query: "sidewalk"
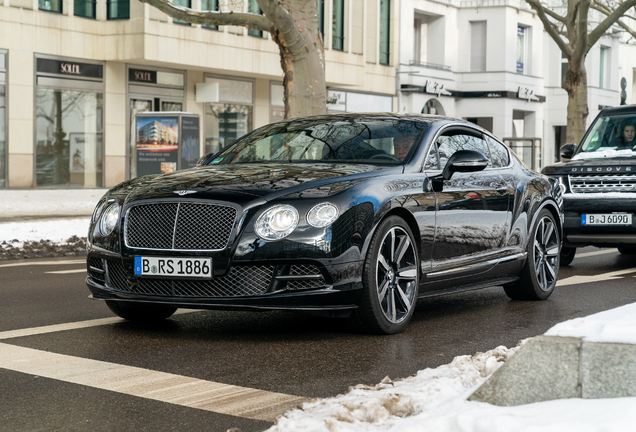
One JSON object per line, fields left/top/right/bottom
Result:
{"left": 0, "top": 189, "right": 106, "bottom": 222}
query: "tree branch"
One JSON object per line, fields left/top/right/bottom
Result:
{"left": 592, "top": 2, "right": 636, "bottom": 39}
{"left": 138, "top": 0, "right": 272, "bottom": 32}
{"left": 526, "top": 0, "right": 572, "bottom": 56}
{"left": 587, "top": 0, "right": 636, "bottom": 48}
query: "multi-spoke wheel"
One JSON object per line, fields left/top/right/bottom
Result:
{"left": 560, "top": 246, "right": 576, "bottom": 266}
{"left": 352, "top": 216, "right": 419, "bottom": 334}
{"left": 504, "top": 209, "right": 560, "bottom": 300}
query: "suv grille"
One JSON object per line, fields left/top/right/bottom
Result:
{"left": 569, "top": 174, "right": 636, "bottom": 193}
{"left": 125, "top": 202, "right": 237, "bottom": 251}
{"left": 104, "top": 260, "right": 274, "bottom": 298}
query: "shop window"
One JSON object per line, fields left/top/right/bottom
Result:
{"left": 74, "top": 0, "right": 96, "bottom": 18}
{"left": 204, "top": 77, "right": 254, "bottom": 156}
{"left": 332, "top": 0, "right": 345, "bottom": 51}
{"left": 379, "top": 0, "right": 390, "bottom": 65}
{"left": 39, "top": 0, "right": 62, "bottom": 13}
{"left": 470, "top": 21, "right": 486, "bottom": 72}
{"left": 107, "top": 0, "right": 130, "bottom": 19}
{"left": 172, "top": 0, "right": 191, "bottom": 25}
{"left": 247, "top": 0, "right": 263, "bottom": 37}
{"left": 201, "top": 0, "right": 219, "bottom": 30}
{"left": 600, "top": 46, "right": 610, "bottom": 89}
{"left": 36, "top": 89, "right": 104, "bottom": 188}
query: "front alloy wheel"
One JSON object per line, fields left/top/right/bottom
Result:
{"left": 504, "top": 209, "right": 560, "bottom": 300}
{"left": 353, "top": 216, "right": 419, "bottom": 334}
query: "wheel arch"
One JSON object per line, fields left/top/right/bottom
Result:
{"left": 529, "top": 198, "right": 563, "bottom": 245}
{"left": 361, "top": 205, "right": 422, "bottom": 260}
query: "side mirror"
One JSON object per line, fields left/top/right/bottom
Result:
{"left": 197, "top": 152, "right": 216, "bottom": 166}
{"left": 560, "top": 143, "right": 576, "bottom": 160}
{"left": 441, "top": 150, "right": 489, "bottom": 180}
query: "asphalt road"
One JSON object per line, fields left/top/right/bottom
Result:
{"left": 1, "top": 248, "right": 636, "bottom": 432}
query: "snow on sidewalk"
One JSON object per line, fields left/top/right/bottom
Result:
{"left": 0, "top": 218, "right": 91, "bottom": 247}
{"left": 268, "top": 306, "right": 636, "bottom": 432}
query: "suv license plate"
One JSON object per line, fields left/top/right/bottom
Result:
{"left": 581, "top": 213, "right": 632, "bottom": 226}
{"left": 134, "top": 257, "right": 212, "bottom": 279}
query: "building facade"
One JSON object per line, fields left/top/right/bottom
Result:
{"left": 397, "top": 0, "right": 620, "bottom": 170}
{"left": 0, "top": 0, "right": 397, "bottom": 188}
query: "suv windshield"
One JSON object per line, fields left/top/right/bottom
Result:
{"left": 574, "top": 113, "right": 636, "bottom": 160}
{"left": 206, "top": 118, "right": 428, "bottom": 165}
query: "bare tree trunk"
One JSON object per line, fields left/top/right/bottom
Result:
{"left": 562, "top": 62, "right": 589, "bottom": 145}
{"left": 272, "top": 28, "right": 326, "bottom": 119}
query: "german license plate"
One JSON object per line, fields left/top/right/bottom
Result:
{"left": 134, "top": 256, "right": 212, "bottom": 278}
{"left": 581, "top": 213, "right": 632, "bottom": 226}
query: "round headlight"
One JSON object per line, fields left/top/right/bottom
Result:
{"left": 92, "top": 200, "right": 106, "bottom": 223}
{"left": 307, "top": 203, "right": 339, "bottom": 228}
{"left": 99, "top": 203, "right": 120, "bottom": 236}
{"left": 255, "top": 205, "right": 299, "bottom": 241}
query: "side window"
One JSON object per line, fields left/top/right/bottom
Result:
{"left": 425, "top": 144, "right": 439, "bottom": 170}
{"left": 436, "top": 133, "right": 490, "bottom": 170}
{"left": 486, "top": 136, "right": 510, "bottom": 168}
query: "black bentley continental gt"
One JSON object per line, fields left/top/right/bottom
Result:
{"left": 86, "top": 114, "right": 563, "bottom": 334}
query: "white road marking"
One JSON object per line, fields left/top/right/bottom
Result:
{"left": 557, "top": 267, "right": 636, "bottom": 287}
{"left": 0, "top": 259, "right": 85, "bottom": 269}
{"left": 575, "top": 249, "right": 618, "bottom": 259}
{"left": 0, "top": 343, "right": 307, "bottom": 422}
{"left": 46, "top": 269, "right": 86, "bottom": 274}
{"left": 0, "top": 310, "right": 200, "bottom": 341}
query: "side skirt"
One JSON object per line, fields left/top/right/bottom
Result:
{"left": 417, "top": 276, "right": 519, "bottom": 299}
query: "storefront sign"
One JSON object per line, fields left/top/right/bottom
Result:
{"left": 136, "top": 115, "right": 179, "bottom": 176}
{"left": 181, "top": 116, "right": 200, "bottom": 170}
{"left": 517, "top": 87, "right": 539, "bottom": 102}
{"left": 36, "top": 58, "right": 103, "bottom": 79}
{"left": 129, "top": 69, "right": 157, "bottom": 84}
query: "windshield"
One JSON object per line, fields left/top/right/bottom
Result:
{"left": 205, "top": 118, "right": 428, "bottom": 165}
{"left": 574, "top": 113, "right": 636, "bottom": 160}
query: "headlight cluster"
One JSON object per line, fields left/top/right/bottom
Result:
{"left": 255, "top": 203, "right": 339, "bottom": 241}
{"left": 94, "top": 202, "right": 120, "bottom": 236}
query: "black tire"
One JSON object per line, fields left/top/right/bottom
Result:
{"left": 106, "top": 301, "right": 177, "bottom": 322}
{"left": 504, "top": 209, "right": 560, "bottom": 301}
{"left": 618, "top": 246, "right": 636, "bottom": 255}
{"left": 560, "top": 246, "right": 576, "bottom": 267}
{"left": 351, "top": 216, "right": 419, "bottom": 334}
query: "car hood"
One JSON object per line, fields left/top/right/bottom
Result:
{"left": 113, "top": 163, "right": 394, "bottom": 204}
{"left": 542, "top": 157, "right": 636, "bottom": 176}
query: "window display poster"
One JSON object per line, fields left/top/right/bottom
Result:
{"left": 181, "top": 116, "right": 200, "bottom": 170}
{"left": 136, "top": 116, "right": 179, "bottom": 176}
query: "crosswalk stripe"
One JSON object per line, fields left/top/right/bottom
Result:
{"left": 0, "top": 343, "right": 307, "bottom": 422}
{"left": 45, "top": 269, "right": 86, "bottom": 274}
{"left": 557, "top": 267, "right": 636, "bottom": 287}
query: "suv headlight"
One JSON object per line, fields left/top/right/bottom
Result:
{"left": 99, "top": 203, "right": 121, "bottom": 236}
{"left": 307, "top": 203, "right": 339, "bottom": 227}
{"left": 255, "top": 205, "right": 299, "bottom": 241}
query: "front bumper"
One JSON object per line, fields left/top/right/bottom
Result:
{"left": 86, "top": 253, "right": 364, "bottom": 314}
{"left": 562, "top": 193, "right": 636, "bottom": 247}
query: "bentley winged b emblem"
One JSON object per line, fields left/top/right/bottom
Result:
{"left": 174, "top": 190, "right": 197, "bottom": 196}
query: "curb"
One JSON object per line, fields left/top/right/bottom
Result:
{"left": 469, "top": 335, "right": 636, "bottom": 406}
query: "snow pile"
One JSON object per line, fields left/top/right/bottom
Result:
{"left": 268, "top": 345, "right": 518, "bottom": 432}
{"left": 546, "top": 302, "right": 636, "bottom": 344}
{"left": 0, "top": 218, "right": 90, "bottom": 260}
{"left": 267, "top": 340, "right": 636, "bottom": 432}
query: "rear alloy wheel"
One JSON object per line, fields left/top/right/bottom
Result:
{"left": 504, "top": 209, "right": 560, "bottom": 300}
{"left": 353, "top": 216, "right": 419, "bottom": 334}
{"left": 106, "top": 301, "right": 177, "bottom": 322}
{"left": 559, "top": 246, "right": 576, "bottom": 267}
{"left": 618, "top": 246, "right": 636, "bottom": 255}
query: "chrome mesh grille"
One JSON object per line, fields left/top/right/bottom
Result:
{"left": 286, "top": 264, "right": 326, "bottom": 290}
{"left": 105, "top": 264, "right": 274, "bottom": 298}
{"left": 125, "top": 202, "right": 237, "bottom": 251}
{"left": 106, "top": 260, "right": 129, "bottom": 291}
{"left": 569, "top": 174, "right": 636, "bottom": 193}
